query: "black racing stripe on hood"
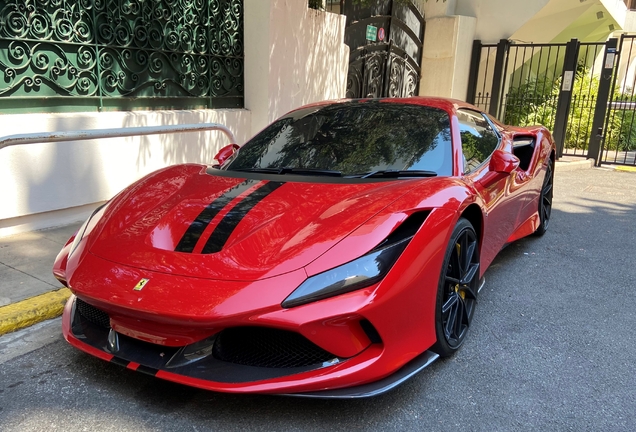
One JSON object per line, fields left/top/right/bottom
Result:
{"left": 175, "top": 179, "right": 258, "bottom": 253}
{"left": 201, "top": 181, "right": 285, "bottom": 254}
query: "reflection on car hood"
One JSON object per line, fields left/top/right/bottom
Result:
{"left": 89, "top": 165, "right": 426, "bottom": 281}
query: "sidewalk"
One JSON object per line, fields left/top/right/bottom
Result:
{"left": 0, "top": 223, "right": 79, "bottom": 334}
{"left": 0, "top": 224, "right": 79, "bottom": 306}
{"left": 0, "top": 157, "right": 601, "bottom": 336}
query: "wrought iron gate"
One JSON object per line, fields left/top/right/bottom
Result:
{"left": 342, "top": 0, "right": 424, "bottom": 99}
{"left": 467, "top": 38, "right": 612, "bottom": 161}
{"left": 600, "top": 34, "right": 636, "bottom": 166}
{"left": 468, "top": 36, "right": 636, "bottom": 166}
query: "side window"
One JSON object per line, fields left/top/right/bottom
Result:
{"left": 457, "top": 109, "right": 500, "bottom": 173}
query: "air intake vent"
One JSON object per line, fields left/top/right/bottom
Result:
{"left": 212, "top": 327, "right": 337, "bottom": 368}
{"left": 76, "top": 298, "right": 110, "bottom": 329}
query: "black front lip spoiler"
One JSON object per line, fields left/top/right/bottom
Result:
{"left": 69, "top": 297, "right": 337, "bottom": 384}
{"left": 70, "top": 296, "right": 440, "bottom": 397}
{"left": 284, "top": 349, "right": 439, "bottom": 399}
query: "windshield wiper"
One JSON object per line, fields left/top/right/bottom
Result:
{"left": 359, "top": 170, "right": 438, "bottom": 179}
{"left": 232, "top": 167, "right": 343, "bottom": 177}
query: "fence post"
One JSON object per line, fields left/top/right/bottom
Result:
{"left": 488, "top": 39, "right": 510, "bottom": 119}
{"left": 552, "top": 38, "right": 579, "bottom": 159}
{"left": 466, "top": 40, "right": 482, "bottom": 104}
{"left": 588, "top": 38, "right": 618, "bottom": 166}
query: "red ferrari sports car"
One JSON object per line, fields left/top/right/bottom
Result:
{"left": 54, "top": 97, "right": 555, "bottom": 398}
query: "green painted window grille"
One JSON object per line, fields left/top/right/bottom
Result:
{"left": 0, "top": 0, "right": 244, "bottom": 113}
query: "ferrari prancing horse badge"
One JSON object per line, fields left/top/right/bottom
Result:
{"left": 133, "top": 278, "right": 149, "bottom": 291}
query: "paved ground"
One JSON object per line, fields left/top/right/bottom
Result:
{"left": 0, "top": 224, "right": 78, "bottom": 306}
{"left": 0, "top": 167, "right": 635, "bottom": 431}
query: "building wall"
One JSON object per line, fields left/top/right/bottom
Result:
{"left": 0, "top": 109, "right": 251, "bottom": 236}
{"left": 0, "top": 2, "right": 348, "bottom": 237}
{"left": 246, "top": 0, "right": 348, "bottom": 135}
{"left": 455, "top": 0, "right": 550, "bottom": 43}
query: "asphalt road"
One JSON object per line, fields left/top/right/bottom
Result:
{"left": 1, "top": 167, "right": 635, "bottom": 431}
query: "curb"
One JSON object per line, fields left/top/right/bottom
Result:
{"left": 555, "top": 158, "right": 594, "bottom": 172}
{"left": 0, "top": 288, "right": 70, "bottom": 336}
{"left": 614, "top": 166, "right": 636, "bottom": 173}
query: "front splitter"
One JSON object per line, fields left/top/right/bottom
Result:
{"left": 284, "top": 349, "right": 439, "bottom": 399}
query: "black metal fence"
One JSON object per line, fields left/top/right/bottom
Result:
{"left": 601, "top": 35, "right": 636, "bottom": 166}
{"left": 468, "top": 37, "right": 636, "bottom": 166}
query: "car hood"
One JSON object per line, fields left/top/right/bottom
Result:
{"left": 89, "top": 165, "right": 423, "bottom": 281}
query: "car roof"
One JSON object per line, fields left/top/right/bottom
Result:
{"left": 289, "top": 97, "right": 478, "bottom": 116}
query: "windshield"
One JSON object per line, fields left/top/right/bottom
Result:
{"left": 224, "top": 102, "right": 453, "bottom": 177}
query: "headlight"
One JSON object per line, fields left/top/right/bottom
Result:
{"left": 68, "top": 202, "right": 109, "bottom": 258}
{"left": 281, "top": 238, "right": 410, "bottom": 308}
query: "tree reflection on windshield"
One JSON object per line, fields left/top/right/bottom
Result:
{"left": 226, "top": 102, "right": 453, "bottom": 177}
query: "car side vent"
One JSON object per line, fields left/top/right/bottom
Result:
{"left": 373, "top": 211, "right": 430, "bottom": 251}
{"left": 512, "top": 135, "right": 536, "bottom": 171}
{"left": 360, "top": 319, "right": 382, "bottom": 344}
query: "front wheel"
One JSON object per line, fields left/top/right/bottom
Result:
{"left": 432, "top": 218, "right": 480, "bottom": 358}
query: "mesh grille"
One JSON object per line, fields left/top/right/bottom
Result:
{"left": 76, "top": 298, "right": 110, "bottom": 329}
{"left": 212, "top": 327, "right": 336, "bottom": 368}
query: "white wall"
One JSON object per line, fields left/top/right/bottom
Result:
{"left": 456, "top": 0, "right": 550, "bottom": 43}
{"left": 0, "top": 109, "right": 250, "bottom": 236}
{"left": 1, "top": 1, "right": 349, "bottom": 237}
{"left": 510, "top": 0, "right": 626, "bottom": 44}
{"left": 245, "top": 0, "right": 348, "bottom": 136}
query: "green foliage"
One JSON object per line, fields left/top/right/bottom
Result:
{"left": 606, "top": 103, "right": 636, "bottom": 152}
{"left": 503, "top": 64, "right": 636, "bottom": 152}
{"left": 503, "top": 76, "right": 559, "bottom": 130}
{"left": 565, "top": 71, "right": 599, "bottom": 150}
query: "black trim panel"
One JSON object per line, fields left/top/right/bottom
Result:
{"left": 205, "top": 168, "right": 406, "bottom": 184}
{"left": 68, "top": 297, "right": 337, "bottom": 384}
{"left": 284, "top": 350, "right": 439, "bottom": 399}
{"left": 136, "top": 365, "right": 159, "bottom": 376}
{"left": 110, "top": 357, "right": 131, "bottom": 368}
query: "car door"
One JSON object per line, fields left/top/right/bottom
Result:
{"left": 457, "top": 109, "right": 522, "bottom": 271}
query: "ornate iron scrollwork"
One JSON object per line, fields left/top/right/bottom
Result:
{"left": 343, "top": 0, "right": 424, "bottom": 99}
{"left": 0, "top": 0, "right": 244, "bottom": 110}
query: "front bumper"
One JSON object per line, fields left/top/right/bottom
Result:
{"left": 62, "top": 294, "right": 438, "bottom": 397}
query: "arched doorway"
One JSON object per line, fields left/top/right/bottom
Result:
{"left": 343, "top": 0, "right": 425, "bottom": 98}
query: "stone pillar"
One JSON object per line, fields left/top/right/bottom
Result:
{"left": 419, "top": 14, "right": 477, "bottom": 100}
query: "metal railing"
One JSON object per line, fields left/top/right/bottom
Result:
{"left": 0, "top": 124, "right": 236, "bottom": 154}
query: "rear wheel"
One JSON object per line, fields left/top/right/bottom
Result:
{"left": 432, "top": 218, "right": 480, "bottom": 357}
{"left": 534, "top": 158, "right": 554, "bottom": 236}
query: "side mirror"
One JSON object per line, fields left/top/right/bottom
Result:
{"left": 214, "top": 143, "right": 240, "bottom": 165}
{"left": 489, "top": 149, "right": 520, "bottom": 174}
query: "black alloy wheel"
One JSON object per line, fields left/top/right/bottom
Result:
{"left": 534, "top": 158, "right": 554, "bottom": 236}
{"left": 432, "top": 218, "right": 480, "bottom": 357}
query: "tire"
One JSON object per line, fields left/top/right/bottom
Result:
{"left": 432, "top": 218, "right": 480, "bottom": 358}
{"left": 534, "top": 158, "right": 554, "bottom": 236}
